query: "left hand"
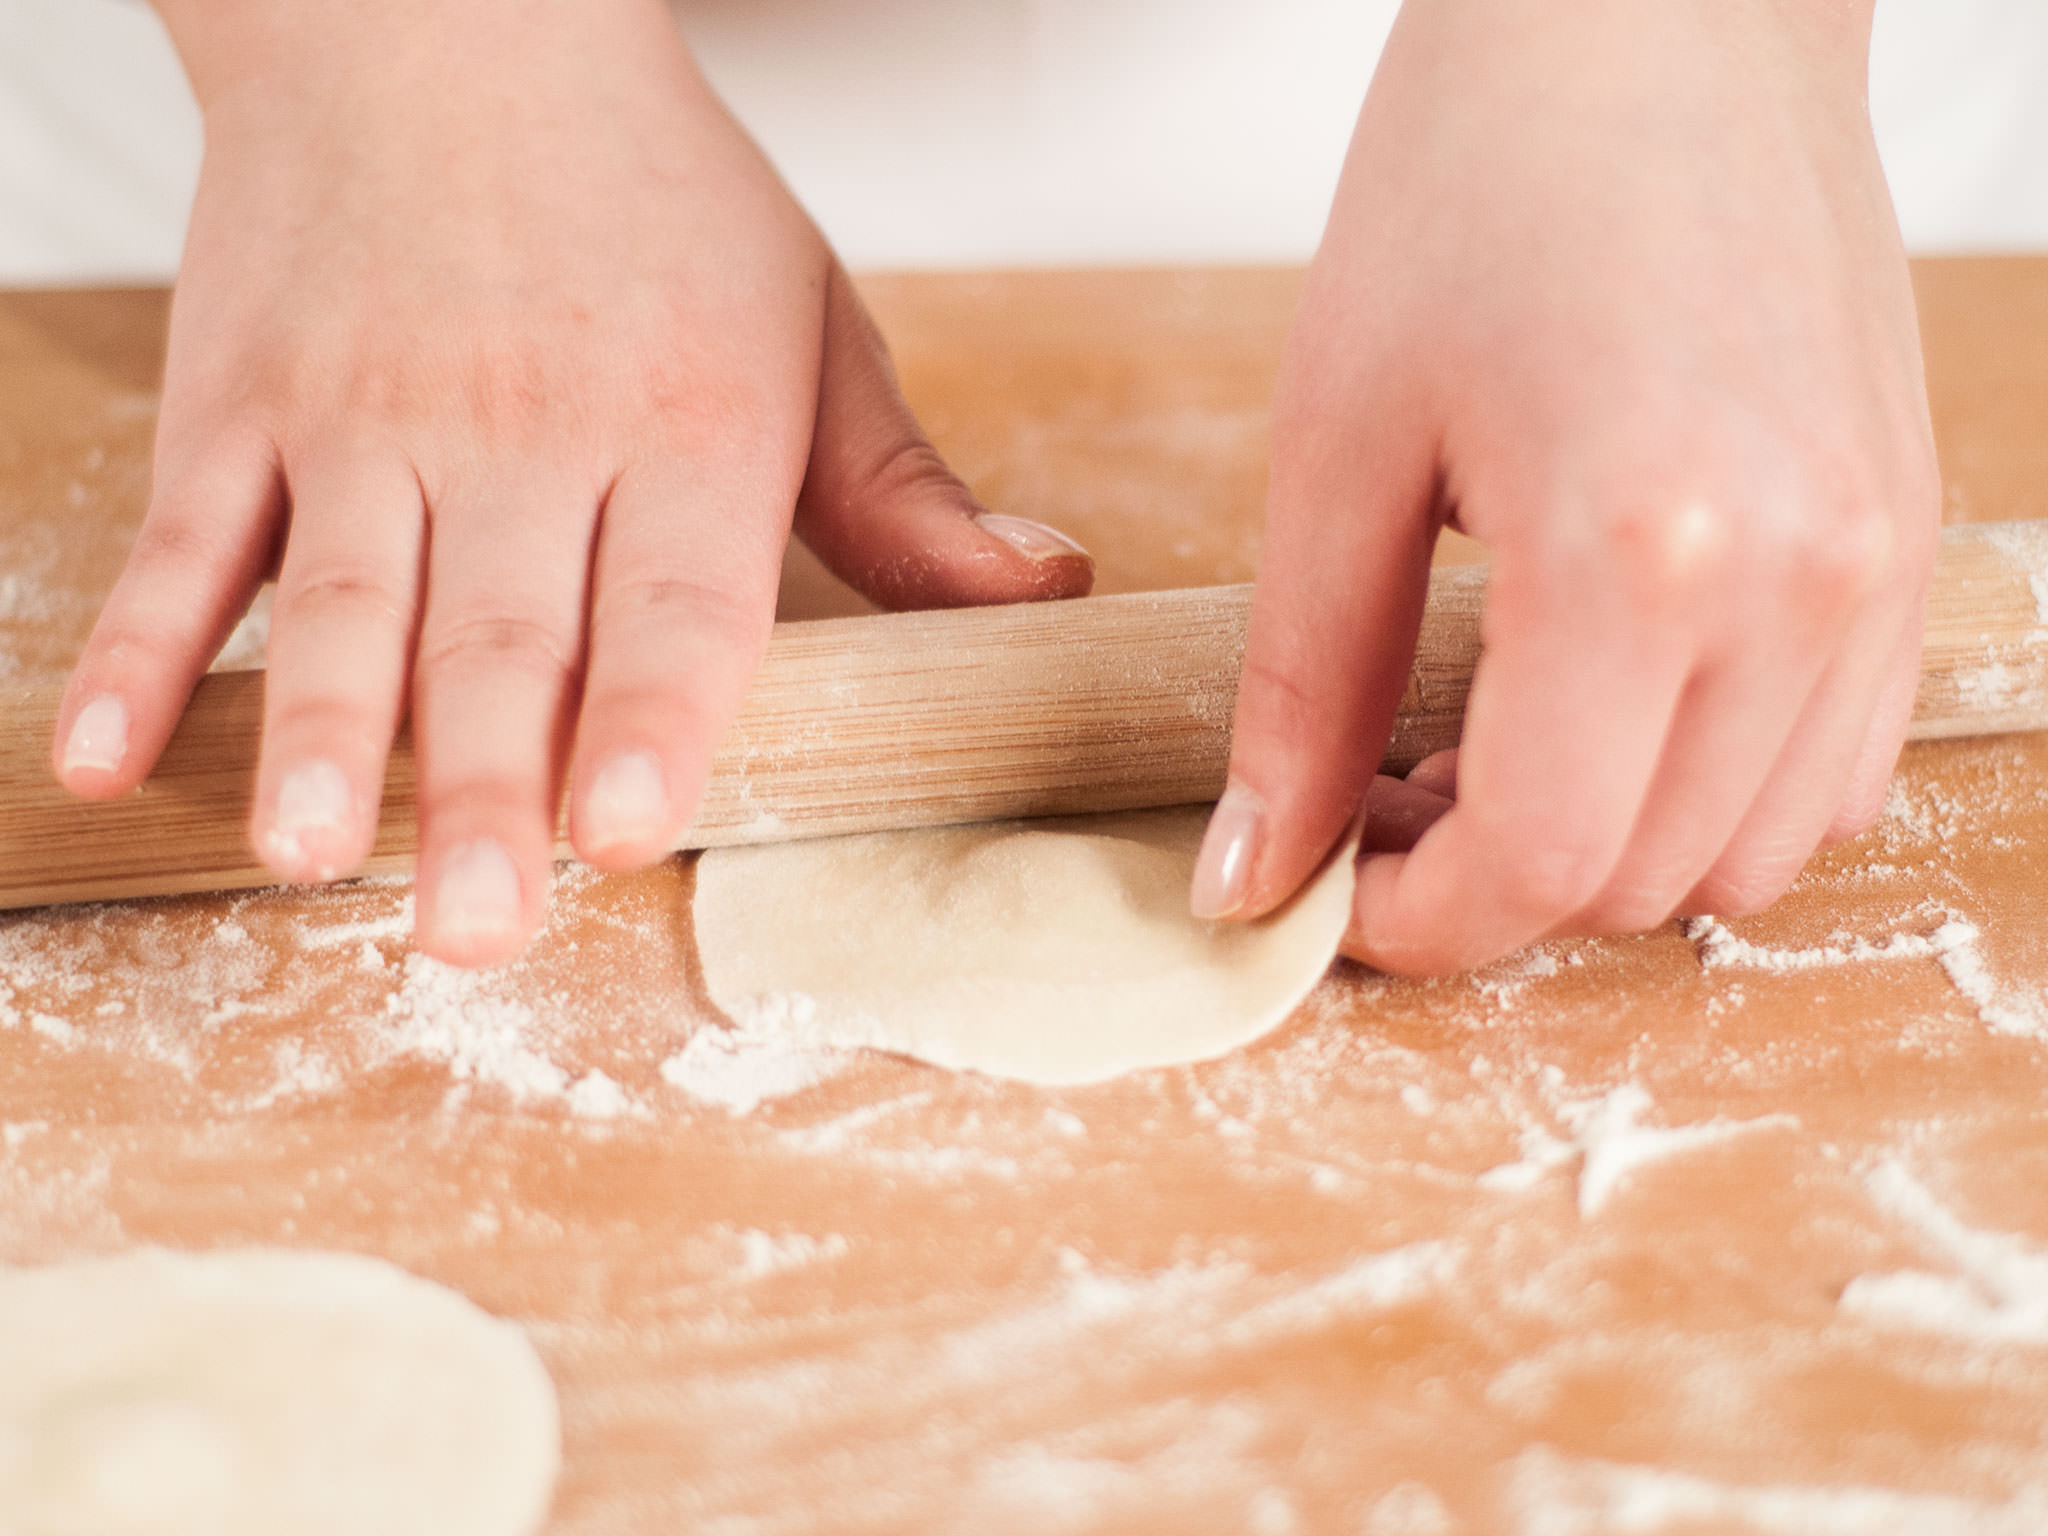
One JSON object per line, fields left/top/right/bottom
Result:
{"left": 1194, "top": 0, "right": 1939, "bottom": 974}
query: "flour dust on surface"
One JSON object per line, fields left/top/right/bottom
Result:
{"left": 3, "top": 738, "right": 2047, "bottom": 1533}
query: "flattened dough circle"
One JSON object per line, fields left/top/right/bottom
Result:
{"left": 0, "top": 1248, "right": 559, "bottom": 1536}
{"left": 693, "top": 806, "right": 1359, "bottom": 1085}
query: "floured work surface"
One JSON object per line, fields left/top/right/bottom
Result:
{"left": 4, "top": 269, "right": 2048, "bottom": 1533}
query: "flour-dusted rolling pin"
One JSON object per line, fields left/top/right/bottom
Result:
{"left": 2, "top": 519, "right": 2045, "bottom": 910}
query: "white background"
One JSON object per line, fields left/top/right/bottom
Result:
{"left": 2, "top": 0, "right": 2045, "bottom": 284}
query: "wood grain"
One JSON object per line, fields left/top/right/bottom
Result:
{"left": 2, "top": 520, "right": 2044, "bottom": 910}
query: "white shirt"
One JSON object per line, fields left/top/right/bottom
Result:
{"left": 1, "top": 0, "right": 2043, "bottom": 284}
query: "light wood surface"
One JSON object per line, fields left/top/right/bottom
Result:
{"left": 6, "top": 522, "right": 2045, "bottom": 910}
{"left": 2, "top": 264, "right": 2047, "bottom": 1535}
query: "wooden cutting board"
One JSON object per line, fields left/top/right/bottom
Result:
{"left": 2, "top": 263, "right": 2047, "bottom": 1534}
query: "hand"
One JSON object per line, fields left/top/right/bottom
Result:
{"left": 1195, "top": 0, "right": 1938, "bottom": 974}
{"left": 53, "top": 0, "right": 1091, "bottom": 966}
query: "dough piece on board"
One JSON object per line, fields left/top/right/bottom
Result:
{"left": 0, "top": 1248, "right": 559, "bottom": 1536}
{"left": 694, "top": 805, "right": 1359, "bottom": 1085}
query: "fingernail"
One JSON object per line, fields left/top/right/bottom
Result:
{"left": 264, "top": 759, "right": 354, "bottom": 879}
{"left": 974, "top": 512, "right": 1091, "bottom": 562}
{"left": 584, "top": 750, "right": 669, "bottom": 852}
{"left": 432, "top": 838, "right": 522, "bottom": 944}
{"left": 62, "top": 695, "right": 129, "bottom": 774}
{"left": 1191, "top": 781, "right": 1264, "bottom": 920}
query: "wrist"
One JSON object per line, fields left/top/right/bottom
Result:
{"left": 1384, "top": 0, "right": 1878, "bottom": 122}
{"left": 152, "top": 0, "right": 687, "bottom": 118}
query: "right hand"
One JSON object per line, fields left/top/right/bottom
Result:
{"left": 54, "top": 0, "right": 1092, "bottom": 966}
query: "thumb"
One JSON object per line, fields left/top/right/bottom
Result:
{"left": 793, "top": 262, "right": 1093, "bottom": 611}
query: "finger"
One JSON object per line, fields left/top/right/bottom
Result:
{"left": 1188, "top": 315, "right": 1441, "bottom": 924}
{"left": 249, "top": 438, "right": 425, "bottom": 882}
{"left": 53, "top": 425, "right": 283, "bottom": 796}
{"left": 1822, "top": 454, "right": 1943, "bottom": 846}
{"left": 1348, "top": 547, "right": 1696, "bottom": 974}
{"left": 1823, "top": 580, "right": 1928, "bottom": 845}
{"left": 1558, "top": 650, "right": 1828, "bottom": 936}
{"left": 1684, "top": 598, "right": 1917, "bottom": 917}
{"left": 1560, "top": 514, "right": 1883, "bottom": 934}
{"left": 410, "top": 470, "right": 595, "bottom": 967}
{"left": 565, "top": 458, "right": 787, "bottom": 869}
{"left": 1404, "top": 748, "right": 1459, "bottom": 799}
{"left": 793, "top": 262, "right": 1093, "bottom": 611}
{"left": 1360, "top": 773, "right": 1454, "bottom": 856}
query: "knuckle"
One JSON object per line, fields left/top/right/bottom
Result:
{"left": 420, "top": 611, "right": 577, "bottom": 681}
{"left": 80, "top": 621, "right": 168, "bottom": 676}
{"left": 1786, "top": 501, "right": 1896, "bottom": 606}
{"left": 1237, "top": 654, "right": 1327, "bottom": 747}
{"left": 1600, "top": 497, "right": 1737, "bottom": 596}
{"left": 126, "top": 512, "right": 240, "bottom": 583}
{"left": 592, "top": 574, "right": 764, "bottom": 645}
{"left": 414, "top": 779, "right": 547, "bottom": 836}
{"left": 455, "top": 352, "right": 554, "bottom": 445}
{"left": 265, "top": 691, "right": 381, "bottom": 739}
{"left": 1590, "top": 477, "right": 1904, "bottom": 616}
{"left": 857, "top": 437, "right": 960, "bottom": 508}
{"left": 324, "top": 338, "right": 586, "bottom": 457}
{"left": 639, "top": 364, "right": 762, "bottom": 445}
{"left": 274, "top": 567, "right": 411, "bottom": 630}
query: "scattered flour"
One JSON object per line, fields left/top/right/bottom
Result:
{"left": 1558, "top": 1085, "right": 1798, "bottom": 1221}
{"left": 1399, "top": 1083, "right": 1437, "bottom": 1116}
{"left": 235, "top": 1040, "right": 344, "bottom": 1113}
{"left": 1952, "top": 659, "right": 2043, "bottom": 717}
{"left": 27, "top": 1012, "right": 76, "bottom": 1048}
{"left": 0, "top": 889, "right": 650, "bottom": 1120}
{"left": 0, "top": 570, "right": 49, "bottom": 623}
{"left": 659, "top": 993, "right": 850, "bottom": 1116}
{"left": 1982, "top": 519, "right": 2048, "bottom": 631}
{"left": 1474, "top": 1078, "right": 1797, "bottom": 1214}
{"left": 1475, "top": 1133, "right": 1578, "bottom": 1195}
{"left": 1361, "top": 1482, "right": 1459, "bottom": 1536}
{"left": 1878, "top": 775, "right": 1960, "bottom": 848}
{"left": 721, "top": 1226, "right": 852, "bottom": 1281}
{"left": 378, "top": 954, "right": 576, "bottom": 1108}
{"left": 1931, "top": 928, "right": 2048, "bottom": 1039}
{"left": 294, "top": 906, "right": 413, "bottom": 950}
{"left": 951, "top": 1401, "right": 1286, "bottom": 1531}
{"left": 1839, "top": 1160, "right": 2048, "bottom": 1346}
{"left": 565, "top": 1068, "right": 638, "bottom": 1122}
{"left": 1683, "top": 915, "right": 2047, "bottom": 1040}
{"left": 1681, "top": 915, "right": 1951, "bottom": 973}
{"left": 1470, "top": 948, "right": 1568, "bottom": 1011}
{"left": 1211, "top": 1240, "right": 1455, "bottom": 1345}
{"left": 1508, "top": 1446, "right": 2048, "bottom": 1536}
{"left": 0, "top": 905, "right": 273, "bottom": 1078}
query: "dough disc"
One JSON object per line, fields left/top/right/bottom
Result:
{"left": 693, "top": 806, "right": 1359, "bottom": 1085}
{"left": 0, "top": 1248, "right": 559, "bottom": 1536}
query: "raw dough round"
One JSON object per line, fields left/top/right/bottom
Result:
{"left": 0, "top": 1248, "right": 559, "bottom": 1536}
{"left": 693, "top": 806, "right": 1359, "bottom": 1085}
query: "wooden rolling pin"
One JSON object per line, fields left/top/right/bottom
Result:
{"left": 2, "top": 519, "right": 2045, "bottom": 910}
